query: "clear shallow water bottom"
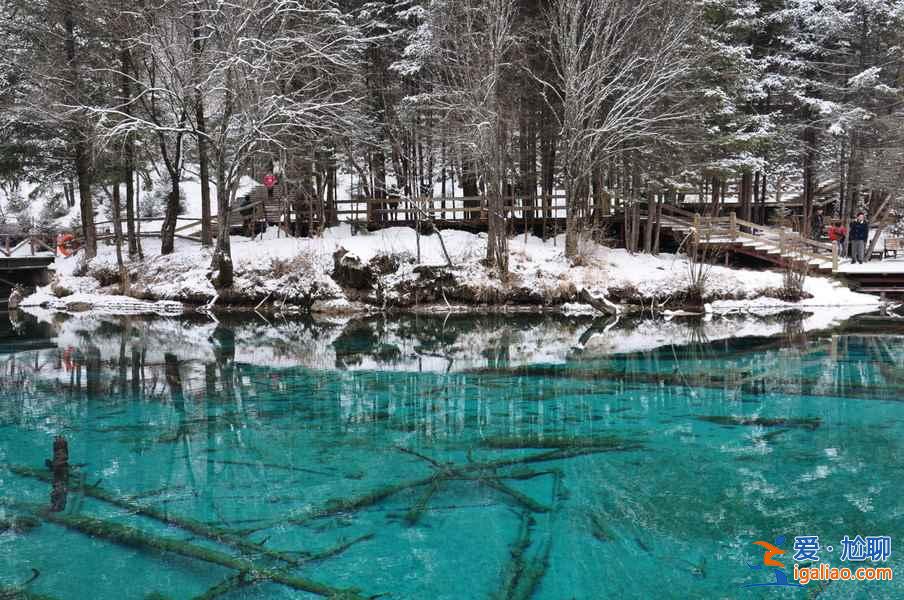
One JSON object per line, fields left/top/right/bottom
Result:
{"left": 0, "top": 312, "right": 902, "bottom": 599}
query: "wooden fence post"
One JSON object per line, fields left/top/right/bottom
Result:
{"left": 729, "top": 211, "right": 737, "bottom": 240}
{"left": 832, "top": 242, "right": 839, "bottom": 273}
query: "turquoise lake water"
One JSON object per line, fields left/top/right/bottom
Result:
{"left": 0, "top": 311, "right": 902, "bottom": 599}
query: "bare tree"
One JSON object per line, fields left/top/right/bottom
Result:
{"left": 202, "top": 0, "right": 361, "bottom": 288}
{"left": 548, "top": 0, "right": 698, "bottom": 257}
{"left": 424, "top": 0, "right": 518, "bottom": 275}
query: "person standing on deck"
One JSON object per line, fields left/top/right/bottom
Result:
{"left": 849, "top": 212, "right": 869, "bottom": 264}
{"left": 828, "top": 220, "right": 847, "bottom": 258}
{"left": 263, "top": 173, "right": 278, "bottom": 201}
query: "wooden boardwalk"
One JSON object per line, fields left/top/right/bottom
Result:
{"left": 0, "top": 229, "right": 57, "bottom": 292}
{"left": 90, "top": 185, "right": 864, "bottom": 275}
{"left": 657, "top": 205, "right": 838, "bottom": 274}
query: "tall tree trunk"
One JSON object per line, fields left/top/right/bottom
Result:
{"left": 120, "top": 47, "right": 137, "bottom": 257}
{"left": 540, "top": 113, "right": 556, "bottom": 225}
{"left": 196, "top": 96, "right": 212, "bottom": 246}
{"left": 75, "top": 141, "right": 96, "bottom": 258}
{"left": 64, "top": 10, "right": 95, "bottom": 258}
{"left": 294, "top": 152, "right": 315, "bottom": 236}
{"left": 758, "top": 170, "right": 767, "bottom": 225}
{"left": 845, "top": 131, "right": 862, "bottom": 222}
{"left": 161, "top": 172, "right": 180, "bottom": 255}
{"left": 740, "top": 171, "right": 753, "bottom": 222}
{"left": 372, "top": 150, "right": 386, "bottom": 224}
{"left": 751, "top": 171, "right": 760, "bottom": 225}
{"left": 327, "top": 154, "right": 338, "bottom": 227}
{"left": 192, "top": 11, "right": 212, "bottom": 247}
{"left": 565, "top": 175, "right": 578, "bottom": 256}
{"left": 111, "top": 176, "right": 129, "bottom": 293}
{"left": 518, "top": 99, "right": 534, "bottom": 221}
{"left": 210, "top": 157, "right": 233, "bottom": 288}
{"left": 644, "top": 191, "right": 656, "bottom": 254}
{"left": 653, "top": 191, "right": 664, "bottom": 254}
{"left": 461, "top": 157, "right": 479, "bottom": 224}
{"left": 802, "top": 124, "right": 818, "bottom": 238}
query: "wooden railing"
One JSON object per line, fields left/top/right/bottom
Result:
{"left": 660, "top": 205, "right": 838, "bottom": 270}
{"left": 0, "top": 232, "right": 58, "bottom": 258}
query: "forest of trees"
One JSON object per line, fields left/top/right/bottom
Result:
{"left": 1, "top": 0, "right": 903, "bottom": 287}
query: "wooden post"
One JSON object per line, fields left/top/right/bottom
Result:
{"left": 729, "top": 211, "right": 737, "bottom": 240}
{"left": 832, "top": 242, "right": 839, "bottom": 273}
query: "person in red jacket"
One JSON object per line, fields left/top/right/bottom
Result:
{"left": 827, "top": 220, "right": 847, "bottom": 258}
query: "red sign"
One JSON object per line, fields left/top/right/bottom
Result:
{"left": 263, "top": 174, "right": 277, "bottom": 189}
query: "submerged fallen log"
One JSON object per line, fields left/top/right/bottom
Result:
{"left": 0, "top": 515, "right": 40, "bottom": 535}
{"left": 192, "top": 533, "right": 375, "bottom": 600}
{"left": 266, "top": 447, "right": 627, "bottom": 532}
{"left": 478, "top": 436, "right": 643, "bottom": 451}
{"left": 7, "top": 465, "right": 301, "bottom": 566}
{"left": 0, "top": 569, "right": 50, "bottom": 600}
{"left": 0, "top": 588, "right": 58, "bottom": 600}
{"left": 490, "top": 512, "right": 550, "bottom": 600}
{"left": 481, "top": 479, "right": 550, "bottom": 514}
{"left": 695, "top": 415, "right": 822, "bottom": 430}
{"left": 2, "top": 502, "right": 368, "bottom": 600}
{"left": 404, "top": 478, "right": 442, "bottom": 526}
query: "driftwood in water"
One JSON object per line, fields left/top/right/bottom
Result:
{"left": 192, "top": 533, "right": 375, "bottom": 600}
{"left": 0, "top": 569, "right": 48, "bottom": 600}
{"left": 479, "top": 435, "right": 642, "bottom": 451}
{"left": 0, "top": 515, "right": 40, "bottom": 534}
{"left": 695, "top": 415, "right": 821, "bottom": 430}
{"left": 268, "top": 447, "right": 625, "bottom": 531}
{"left": 490, "top": 512, "right": 551, "bottom": 600}
{"left": 44, "top": 436, "right": 69, "bottom": 512}
{"left": 404, "top": 478, "right": 442, "bottom": 525}
{"left": 3, "top": 503, "right": 367, "bottom": 600}
{"left": 0, "top": 588, "right": 58, "bottom": 600}
{"left": 8, "top": 465, "right": 301, "bottom": 566}
{"left": 481, "top": 479, "right": 550, "bottom": 514}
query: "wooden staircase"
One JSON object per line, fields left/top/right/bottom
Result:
{"left": 658, "top": 205, "right": 838, "bottom": 274}
{"left": 185, "top": 185, "right": 292, "bottom": 240}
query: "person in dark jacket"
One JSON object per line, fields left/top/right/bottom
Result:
{"left": 849, "top": 212, "right": 869, "bottom": 264}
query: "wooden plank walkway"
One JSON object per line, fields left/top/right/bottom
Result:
{"left": 657, "top": 205, "right": 838, "bottom": 274}
{"left": 88, "top": 185, "right": 852, "bottom": 278}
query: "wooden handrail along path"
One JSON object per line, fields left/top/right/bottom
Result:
{"left": 659, "top": 204, "right": 838, "bottom": 273}
{"left": 0, "top": 232, "right": 58, "bottom": 258}
{"left": 75, "top": 185, "right": 847, "bottom": 276}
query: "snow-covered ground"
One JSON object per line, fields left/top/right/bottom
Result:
{"left": 21, "top": 223, "right": 881, "bottom": 318}
{"left": 838, "top": 257, "right": 904, "bottom": 274}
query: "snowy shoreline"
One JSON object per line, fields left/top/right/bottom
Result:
{"left": 21, "top": 224, "right": 883, "bottom": 319}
